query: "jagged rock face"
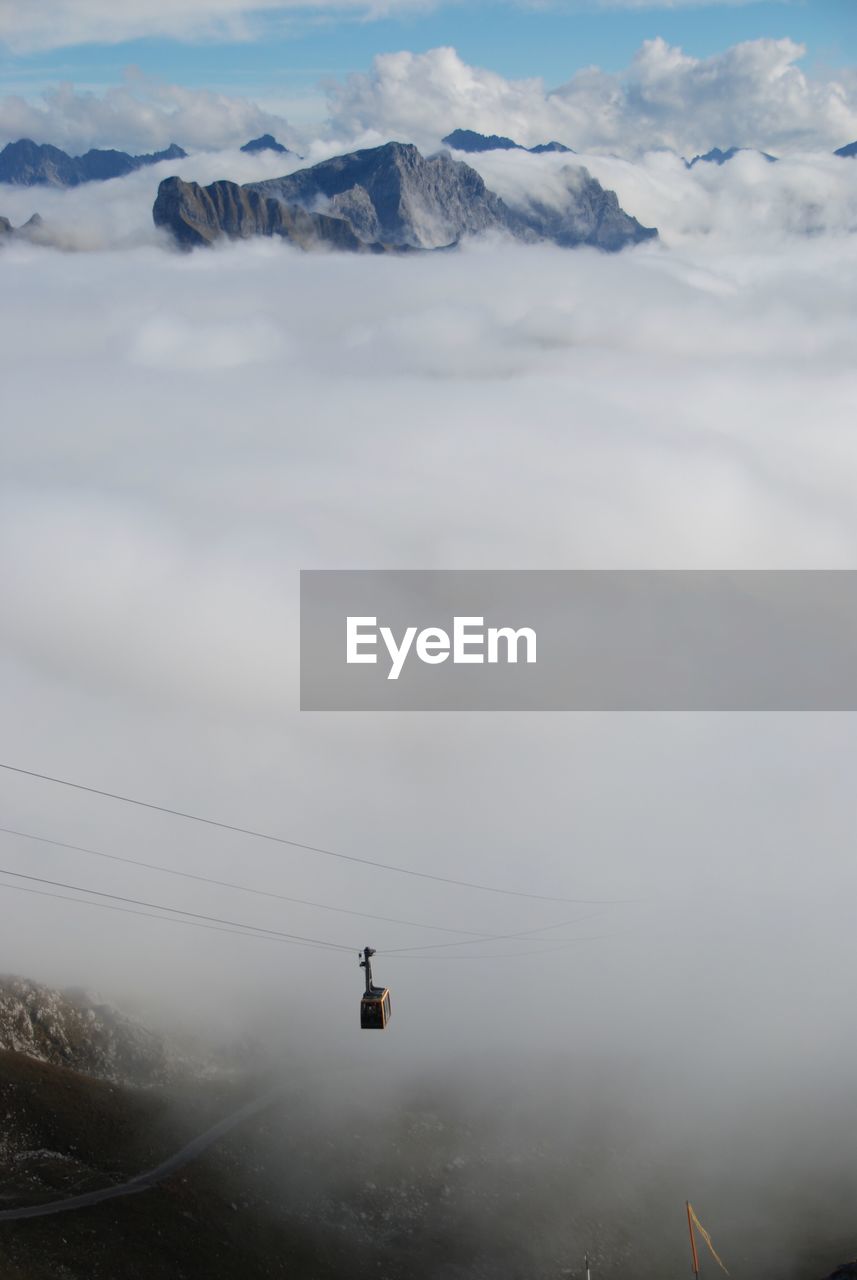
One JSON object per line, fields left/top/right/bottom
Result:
{"left": 241, "top": 134, "right": 290, "bottom": 154}
{"left": 443, "top": 129, "right": 573, "bottom": 155}
{"left": 153, "top": 175, "right": 381, "bottom": 250}
{"left": 687, "top": 146, "right": 777, "bottom": 167}
{"left": 249, "top": 142, "right": 516, "bottom": 249}
{"left": 0, "top": 138, "right": 187, "bottom": 187}
{"left": 0, "top": 976, "right": 173, "bottom": 1086}
{"left": 834, "top": 140, "right": 857, "bottom": 158}
{"left": 154, "top": 142, "right": 656, "bottom": 252}
{"left": 0, "top": 140, "right": 80, "bottom": 186}
{"left": 513, "top": 166, "right": 658, "bottom": 251}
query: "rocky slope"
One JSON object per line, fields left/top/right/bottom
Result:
{"left": 0, "top": 138, "right": 187, "bottom": 187}
{"left": 153, "top": 176, "right": 386, "bottom": 250}
{"left": 0, "top": 981, "right": 853, "bottom": 1280}
{"left": 249, "top": 142, "right": 518, "bottom": 248}
{"left": 0, "top": 976, "right": 174, "bottom": 1087}
{"left": 154, "top": 141, "right": 656, "bottom": 252}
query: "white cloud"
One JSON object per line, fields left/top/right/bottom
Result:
{"left": 0, "top": 0, "right": 438, "bottom": 54}
{"left": 3, "top": 39, "right": 855, "bottom": 158}
{"left": 463, "top": 146, "right": 857, "bottom": 247}
{"left": 0, "top": 0, "right": 291, "bottom": 54}
{"left": 329, "top": 39, "right": 857, "bottom": 156}
{"left": 0, "top": 73, "right": 297, "bottom": 152}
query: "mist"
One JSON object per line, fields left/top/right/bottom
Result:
{"left": 2, "top": 134, "right": 857, "bottom": 1277}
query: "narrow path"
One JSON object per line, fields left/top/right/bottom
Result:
{"left": 0, "top": 1083, "right": 284, "bottom": 1222}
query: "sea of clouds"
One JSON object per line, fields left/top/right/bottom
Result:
{"left": 1, "top": 49, "right": 857, "bottom": 1271}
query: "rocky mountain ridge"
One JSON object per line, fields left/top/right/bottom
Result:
{"left": 687, "top": 145, "right": 778, "bottom": 167}
{"left": 154, "top": 140, "right": 656, "bottom": 252}
{"left": 442, "top": 128, "right": 573, "bottom": 154}
{"left": 0, "top": 138, "right": 187, "bottom": 187}
{"left": 153, "top": 175, "right": 390, "bottom": 250}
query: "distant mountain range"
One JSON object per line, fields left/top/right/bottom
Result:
{"left": 0, "top": 138, "right": 187, "bottom": 186}
{"left": 5, "top": 128, "right": 856, "bottom": 257}
{"left": 686, "top": 146, "right": 778, "bottom": 167}
{"left": 442, "top": 128, "right": 573, "bottom": 154}
{"left": 153, "top": 140, "right": 656, "bottom": 253}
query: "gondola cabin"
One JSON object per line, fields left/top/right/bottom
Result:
{"left": 359, "top": 946, "right": 392, "bottom": 1030}
{"left": 360, "top": 987, "right": 392, "bottom": 1029}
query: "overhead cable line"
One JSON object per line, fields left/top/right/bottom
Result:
{"left": 385, "top": 936, "right": 611, "bottom": 960}
{"left": 383, "top": 910, "right": 604, "bottom": 953}
{"left": 0, "top": 831, "right": 603, "bottom": 952}
{"left": 0, "top": 880, "right": 308, "bottom": 946}
{"left": 0, "top": 762, "right": 622, "bottom": 905}
{"left": 0, "top": 879, "right": 607, "bottom": 962}
{"left": 0, "top": 866, "right": 356, "bottom": 953}
{"left": 0, "top": 825, "right": 514, "bottom": 942}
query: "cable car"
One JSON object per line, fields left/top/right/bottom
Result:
{"left": 359, "top": 946, "right": 391, "bottom": 1030}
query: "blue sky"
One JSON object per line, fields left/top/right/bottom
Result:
{"left": 2, "top": 1, "right": 855, "bottom": 103}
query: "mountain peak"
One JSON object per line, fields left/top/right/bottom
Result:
{"left": 443, "top": 128, "right": 520, "bottom": 152}
{"left": 442, "top": 129, "right": 573, "bottom": 155}
{"left": 0, "top": 138, "right": 187, "bottom": 187}
{"left": 240, "top": 134, "right": 291, "bottom": 154}
{"left": 687, "top": 145, "right": 777, "bottom": 168}
{"left": 155, "top": 139, "right": 655, "bottom": 252}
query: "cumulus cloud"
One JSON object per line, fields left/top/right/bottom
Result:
{"left": 462, "top": 145, "right": 857, "bottom": 246}
{"left": 0, "top": 72, "right": 298, "bottom": 153}
{"left": 329, "top": 39, "right": 857, "bottom": 156}
{"left": 3, "top": 39, "right": 856, "bottom": 158}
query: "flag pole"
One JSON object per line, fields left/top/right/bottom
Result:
{"left": 686, "top": 1202, "right": 701, "bottom": 1280}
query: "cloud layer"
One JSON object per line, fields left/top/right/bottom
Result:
{"left": 0, "top": 73, "right": 297, "bottom": 153}
{"left": 330, "top": 39, "right": 857, "bottom": 156}
{"left": 3, "top": 38, "right": 856, "bottom": 158}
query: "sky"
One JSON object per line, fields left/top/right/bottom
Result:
{"left": 1, "top": 1, "right": 856, "bottom": 137}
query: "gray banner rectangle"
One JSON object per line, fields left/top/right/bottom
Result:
{"left": 299, "top": 570, "right": 857, "bottom": 710}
